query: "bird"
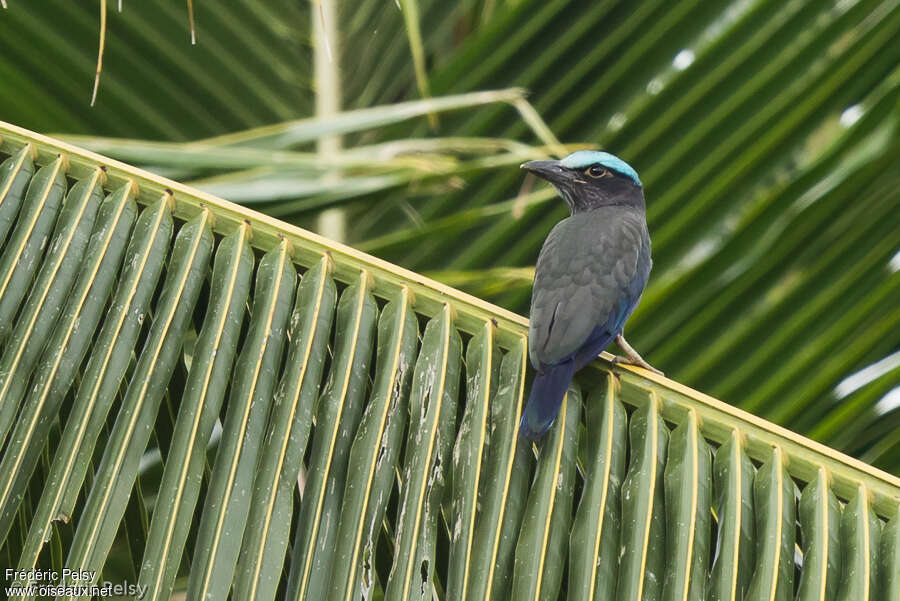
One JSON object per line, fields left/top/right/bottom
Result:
{"left": 519, "top": 150, "right": 661, "bottom": 440}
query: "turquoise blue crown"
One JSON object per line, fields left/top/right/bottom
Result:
{"left": 560, "top": 150, "right": 642, "bottom": 187}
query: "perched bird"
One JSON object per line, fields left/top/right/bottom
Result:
{"left": 520, "top": 150, "right": 660, "bottom": 440}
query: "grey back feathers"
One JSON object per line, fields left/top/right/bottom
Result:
{"left": 529, "top": 206, "right": 650, "bottom": 367}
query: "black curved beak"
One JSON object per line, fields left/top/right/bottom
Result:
{"left": 521, "top": 160, "right": 567, "bottom": 186}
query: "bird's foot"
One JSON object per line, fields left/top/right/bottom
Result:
{"left": 610, "top": 354, "right": 664, "bottom": 376}
{"left": 612, "top": 334, "right": 664, "bottom": 376}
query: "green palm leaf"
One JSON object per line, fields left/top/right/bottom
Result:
{"left": 3, "top": 1, "right": 896, "bottom": 475}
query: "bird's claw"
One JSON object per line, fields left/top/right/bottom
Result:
{"left": 610, "top": 354, "right": 664, "bottom": 377}
{"left": 612, "top": 333, "right": 664, "bottom": 376}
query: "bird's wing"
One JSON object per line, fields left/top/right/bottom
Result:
{"left": 529, "top": 208, "right": 648, "bottom": 367}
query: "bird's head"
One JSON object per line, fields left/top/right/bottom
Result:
{"left": 521, "top": 150, "right": 644, "bottom": 214}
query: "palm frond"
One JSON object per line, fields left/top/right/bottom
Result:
{"left": 0, "top": 120, "right": 897, "bottom": 600}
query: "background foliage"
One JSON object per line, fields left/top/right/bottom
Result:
{"left": 0, "top": 0, "right": 898, "bottom": 477}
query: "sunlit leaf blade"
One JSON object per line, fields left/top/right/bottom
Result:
{"left": 384, "top": 304, "right": 462, "bottom": 601}
{"left": 138, "top": 224, "right": 254, "bottom": 601}
{"left": 233, "top": 255, "right": 336, "bottom": 601}
{"left": 709, "top": 430, "right": 756, "bottom": 601}
{"left": 880, "top": 511, "right": 900, "bottom": 599}
{"left": 0, "top": 156, "right": 66, "bottom": 345}
{"left": 54, "top": 136, "right": 476, "bottom": 171}
{"left": 796, "top": 468, "right": 841, "bottom": 601}
{"left": 662, "top": 409, "right": 712, "bottom": 601}
{"left": 463, "top": 335, "right": 532, "bottom": 601}
{"left": 617, "top": 395, "right": 669, "bottom": 601}
{"left": 187, "top": 240, "right": 296, "bottom": 601}
{"left": 13, "top": 197, "right": 173, "bottom": 581}
{"left": 0, "top": 170, "right": 103, "bottom": 450}
{"left": 746, "top": 446, "right": 795, "bottom": 601}
{"left": 446, "top": 322, "right": 498, "bottom": 601}
{"left": 568, "top": 374, "right": 626, "bottom": 601}
{"left": 0, "top": 182, "right": 136, "bottom": 548}
{"left": 0, "top": 144, "right": 34, "bottom": 244}
{"left": 512, "top": 384, "right": 581, "bottom": 601}
{"left": 329, "top": 290, "right": 418, "bottom": 601}
{"left": 201, "top": 89, "right": 526, "bottom": 149}
{"left": 59, "top": 210, "right": 212, "bottom": 597}
{"left": 58, "top": 197, "right": 174, "bottom": 516}
{"left": 835, "top": 486, "right": 882, "bottom": 601}
{"left": 284, "top": 272, "right": 378, "bottom": 601}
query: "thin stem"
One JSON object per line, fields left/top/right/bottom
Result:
{"left": 313, "top": 0, "right": 345, "bottom": 242}
{"left": 187, "top": 0, "right": 196, "bottom": 45}
{"left": 91, "top": 0, "right": 108, "bottom": 107}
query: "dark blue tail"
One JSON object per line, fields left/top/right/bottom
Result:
{"left": 519, "top": 359, "right": 575, "bottom": 440}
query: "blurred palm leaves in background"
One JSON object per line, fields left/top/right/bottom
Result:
{"left": 0, "top": 0, "right": 898, "bottom": 478}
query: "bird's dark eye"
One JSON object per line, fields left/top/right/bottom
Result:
{"left": 586, "top": 165, "right": 608, "bottom": 178}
